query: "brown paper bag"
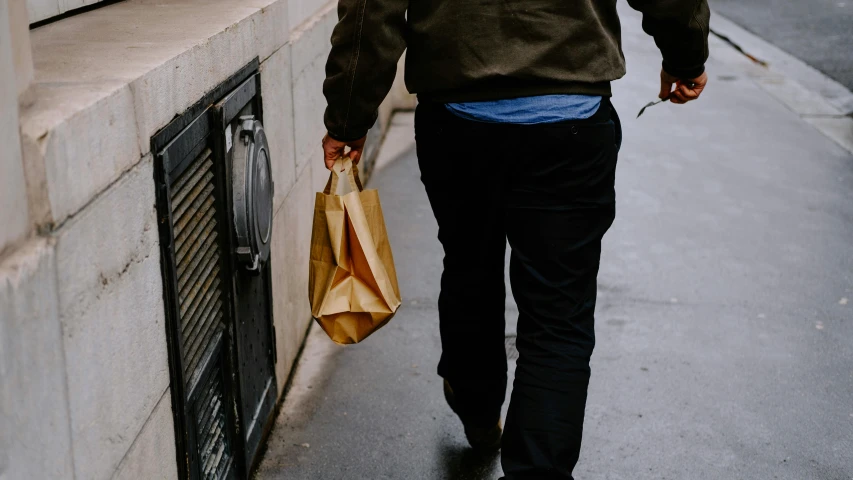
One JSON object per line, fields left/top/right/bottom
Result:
{"left": 308, "top": 157, "right": 402, "bottom": 344}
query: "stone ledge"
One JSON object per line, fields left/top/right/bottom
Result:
{"left": 20, "top": 0, "right": 289, "bottom": 229}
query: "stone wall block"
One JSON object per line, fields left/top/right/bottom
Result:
{"left": 26, "top": 0, "right": 60, "bottom": 24}
{"left": 0, "top": 0, "right": 29, "bottom": 254}
{"left": 311, "top": 152, "right": 332, "bottom": 193}
{"left": 9, "top": 0, "right": 34, "bottom": 97}
{"left": 270, "top": 170, "right": 314, "bottom": 395}
{"left": 289, "top": 3, "right": 335, "bottom": 78}
{"left": 131, "top": 6, "right": 258, "bottom": 157}
{"left": 55, "top": 156, "right": 170, "bottom": 480}
{"left": 292, "top": 54, "right": 329, "bottom": 176}
{"left": 251, "top": 0, "right": 289, "bottom": 62}
{"left": 288, "top": 0, "right": 335, "bottom": 40}
{"left": 112, "top": 389, "right": 178, "bottom": 480}
{"left": 19, "top": 83, "right": 141, "bottom": 227}
{"left": 24, "top": 0, "right": 307, "bottom": 225}
{"left": 19, "top": 125, "right": 52, "bottom": 231}
{"left": 0, "top": 239, "right": 75, "bottom": 479}
{"left": 289, "top": 7, "right": 336, "bottom": 178}
{"left": 260, "top": 44, "right": 297, "bottom": 211}
{"left": 60, "top": 0, "right": 101, "bottom": 15}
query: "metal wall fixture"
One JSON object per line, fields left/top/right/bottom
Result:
{"left": 152, "top": 59, "right": 278, "bottom": 480}
{"left": 231, "top": 116, "right": 273, "bottom": 273}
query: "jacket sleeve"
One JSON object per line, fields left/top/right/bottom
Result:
{"left": 323, "top": 0, "right": 407, "bottom": 141}
{"left": 627, "top": 0, "right": 710, "bottom": 79}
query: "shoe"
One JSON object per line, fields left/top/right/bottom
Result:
{"left": 443, "top": 379, "right": 503, "bottom": 451}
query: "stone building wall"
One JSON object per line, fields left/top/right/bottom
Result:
{"left": 0, "top": 0, "right": 413, "bottom": 478}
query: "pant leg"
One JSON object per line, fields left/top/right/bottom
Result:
{"left": 501, "top": 102, "right": 620, "bottom": 479}
{"left": 414, "top": 101, "right": 511, "bottom": 427}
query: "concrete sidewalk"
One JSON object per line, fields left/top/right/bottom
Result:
{"left": 256, "top": 7, "right": 853, "bottom": 480}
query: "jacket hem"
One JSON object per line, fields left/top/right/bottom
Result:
{"left": 662, "top": 61, "right": 706, "bottom": 80}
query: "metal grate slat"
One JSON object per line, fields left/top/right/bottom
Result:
{"left": 171, "top": 150, "right": 210, "bottom": 195}
{"left": 195, "top": 372, "right": 219, "bottom": 425}
{"left": 178, "top": 248, "right": 219, "bottom": 300}
{"left": 183, "top": 303, "right": 222, "bottom": 376}
{"left": 193, "top": 365, "right": 230, "bottom": 480}
{"left": 197, "top": 392, "right": 222, "bottom": 441}
{"left": 174, "top": 178, "right": 215, "bottom": 234}
{"left": 177, "top": 241, "right": 218, "bottom": 294}
{"left": 170, "top": 148, "right": 226, "bottom": 386}
{"left": 185, "top": 316, "right": 223, "bottom": 379}
{"left": 173, "top": 164, "right": 213, "bottom": 210}
{"left": 203, "top": 439, "right": 226, "bottom": 478}
{"left": 174, "top": 170, "right": 214, "bottom": 221}
{"left": 200, "top": 415, "right": 224, "bottom": 462}
{"left": 183, "top": 294, "right": 221, "bottom": 342}
{"left": 175, "top": 193, "right": 216, "bottom": 241}
{"left": 179, "top": 265, "right": 220, "bottom": 319}
{"left": 175, "top": 206, "right": 216, "bottom": 258}
{"left": 182, "top": 300, "right": 222, "bottom": 365}
{"left": 182, "top": 278, "right": 220, "bottom": 333}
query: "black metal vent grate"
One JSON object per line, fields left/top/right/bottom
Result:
{"left": 155, "top": 62, "right": 276, "bottom": 479}
{"left": 193, "top": 363, "right": 231, "bottom": 479}
{"left": 171, "top": 149, "right": 225, "bottom": 385}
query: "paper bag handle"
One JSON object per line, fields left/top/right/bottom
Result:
{"left": 323, "top": 157, "right": 364, "bottom": 195}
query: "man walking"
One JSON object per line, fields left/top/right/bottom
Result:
{"left": 321, "top": 0, "right": 709, "bottom": 477}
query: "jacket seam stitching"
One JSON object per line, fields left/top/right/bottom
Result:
{"left": 341, "top": 0, "right": 368, "bottom": 138}
{"left": 691, "top": 0, "right": 708, "bottom": 62}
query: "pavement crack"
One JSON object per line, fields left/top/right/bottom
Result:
{"left": 801, "top": 113, "right": 849, "bottom": 119}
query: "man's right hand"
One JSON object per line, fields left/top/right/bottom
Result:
{"left": 322, "top": 133, "right": 366, "bottom": 171}
{"left": 659, "top": 70, "right": 708, "bottom": 104}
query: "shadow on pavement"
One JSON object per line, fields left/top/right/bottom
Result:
{"left": 437, "top": 443, "right": 502, "bottom": 480}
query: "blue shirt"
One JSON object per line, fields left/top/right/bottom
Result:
{"left": 445, "top": 94, "right": 602, "bottom": 124}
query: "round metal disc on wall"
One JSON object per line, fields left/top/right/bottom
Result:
{"left": 231, "top": 115, "right": 274, "bottom": 273}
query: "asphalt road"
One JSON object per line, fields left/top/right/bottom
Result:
{"left": 713, "top": 0, "right": 853, "bottom": 92}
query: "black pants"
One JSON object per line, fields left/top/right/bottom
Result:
{"left": 415, "top": 99, "right": 621, "bottom": 479}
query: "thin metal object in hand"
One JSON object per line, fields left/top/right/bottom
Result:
{"left": 709, "top": 28, "right": 769, "bottom": 67}
{"left": 637, "top": 95, "right": 670, "bottom": 118}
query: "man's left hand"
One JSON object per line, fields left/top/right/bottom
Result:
{"left": 659, "top": 70, "right": 708, "bottom": 104}
{"left": 322, "top": 133, "right": 366, "bottom": 170}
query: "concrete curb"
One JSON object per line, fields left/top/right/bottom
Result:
{"left": 709, "top": 12, "right": 853, "bottom": 155}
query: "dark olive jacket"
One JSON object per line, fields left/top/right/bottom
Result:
{"left": 323, "top": 0, "right": 710, "bottom": 141}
